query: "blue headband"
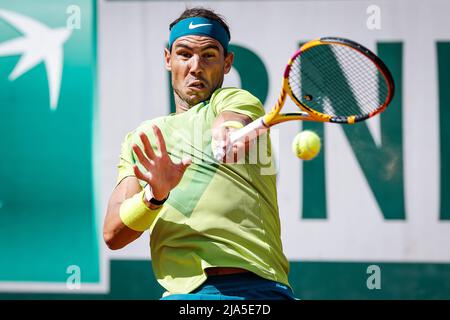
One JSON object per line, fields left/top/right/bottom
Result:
{"left": 169, "top": 17, "right": 230, "bottom": 52}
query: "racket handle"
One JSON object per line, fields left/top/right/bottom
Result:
{"left": 213, "top": 116, "right": 268, "bottom": 161}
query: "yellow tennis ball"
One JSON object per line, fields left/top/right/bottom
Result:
{"left": 292, "top": 130, "right": 321, "bottom": 160}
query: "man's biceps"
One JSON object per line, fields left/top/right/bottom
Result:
{"left": 114, "top": 176, "right": 142, "bottom": 199}
{"left": 115, "top": 173, "right": 134, "bottom": 189}
{"left": 218, "top": 111, "right": 252, "bottom": 124}
{"left": 232, "top": 112, "right": 252, "bottom": 123}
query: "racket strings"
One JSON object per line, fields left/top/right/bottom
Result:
{"left": 291, "top": 49, "right": 383, "bottom": 116}
{"left": 288, "top": 43, "right": 389, "bottom": 117}
{"left": 300, "top": 46, "right": 387, "bottom": 115}
{"left": 292, "top": 46, "right": 385, "bottom": 115}
{"left": 290, "top": 57, "right": 377, "bottom": 116}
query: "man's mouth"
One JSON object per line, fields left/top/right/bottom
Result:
{"left": 187, "top": 81, "right": 206, "bottom": 90}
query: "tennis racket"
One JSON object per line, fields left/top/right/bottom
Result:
{"left": 213, "top": 36, "right": 395, "bottom": 161}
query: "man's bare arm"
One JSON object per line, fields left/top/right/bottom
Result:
{"left": 103, "top": 176, "right": 147, "bottom": 250}
{"left": 212, "top": 111, "right": 253, "bottom": 162}
{"left": 103, "top": 125, "right": 191, "bottom": 250}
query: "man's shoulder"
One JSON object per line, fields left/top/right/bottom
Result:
{"left": 210, "top": 87, "right": 262, "bottom": 105}
{"left": 209, "top": 87, "right": 265, "bottom": 119}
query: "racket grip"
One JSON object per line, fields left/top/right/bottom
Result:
{"left": 213, "top": 116, "right": 268, "bottom": 162}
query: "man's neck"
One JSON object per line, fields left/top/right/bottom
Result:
{"left": 174, "top": 93, "right": 192, "bottom": 114}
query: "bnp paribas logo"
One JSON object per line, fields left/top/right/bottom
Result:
{"left": 0, "top": 8, "right": 75, "bottom": 110}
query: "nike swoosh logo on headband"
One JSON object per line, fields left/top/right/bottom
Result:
{"left": 188, "top": 22, "right": 212, "bottom": 29}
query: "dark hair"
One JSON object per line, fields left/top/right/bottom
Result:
{"left": 169, "top": 7, "right": 231, "bottom": 41}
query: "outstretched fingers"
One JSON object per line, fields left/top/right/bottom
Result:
{"left": 177, "top": 156, "right": 192, "bottom": 173}
{"left": 133, "top": 164, "right": 152, "bottom": 183}
{"left": 139, "top": 132, "right": 157, "bottom": 160}
{"left": 132, "top": 143, "right": 153, "bottom": 169}
{"left": 152, "top": 125, "right": 168, "bottom": 156}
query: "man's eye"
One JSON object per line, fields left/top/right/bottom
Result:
{"left": 179, "top": 52, "right": 191, "bottom": 58}
{"left": 204, "top": 53, "right": 216, "bottom": 59}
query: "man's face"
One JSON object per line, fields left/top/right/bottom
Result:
{"left": 165, "top": 35, "right": 234, "bottom": 109}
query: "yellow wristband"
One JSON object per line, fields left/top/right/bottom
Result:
{"left": 219, "top": 120, "right": 244, "bottom": 129}
{"left": 119, "top": 191, "right": 162, "bottom": 232}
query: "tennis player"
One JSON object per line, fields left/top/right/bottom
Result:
{"left": 103, "top": 7, "right": 296, "bottom": 300}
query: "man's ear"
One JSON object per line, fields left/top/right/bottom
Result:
{"left": 164, "top": 48, "right": 171, "bottom": 71}
{"left": 224, "top": 51, "right": 234, "bottom": 74}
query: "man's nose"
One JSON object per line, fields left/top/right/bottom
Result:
{"left": 189, "top": 55, "right": 203, "bottom": 75}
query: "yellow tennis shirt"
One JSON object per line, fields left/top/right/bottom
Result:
{"left": 116, "top": 87, "right": 290, "bottom": 294}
